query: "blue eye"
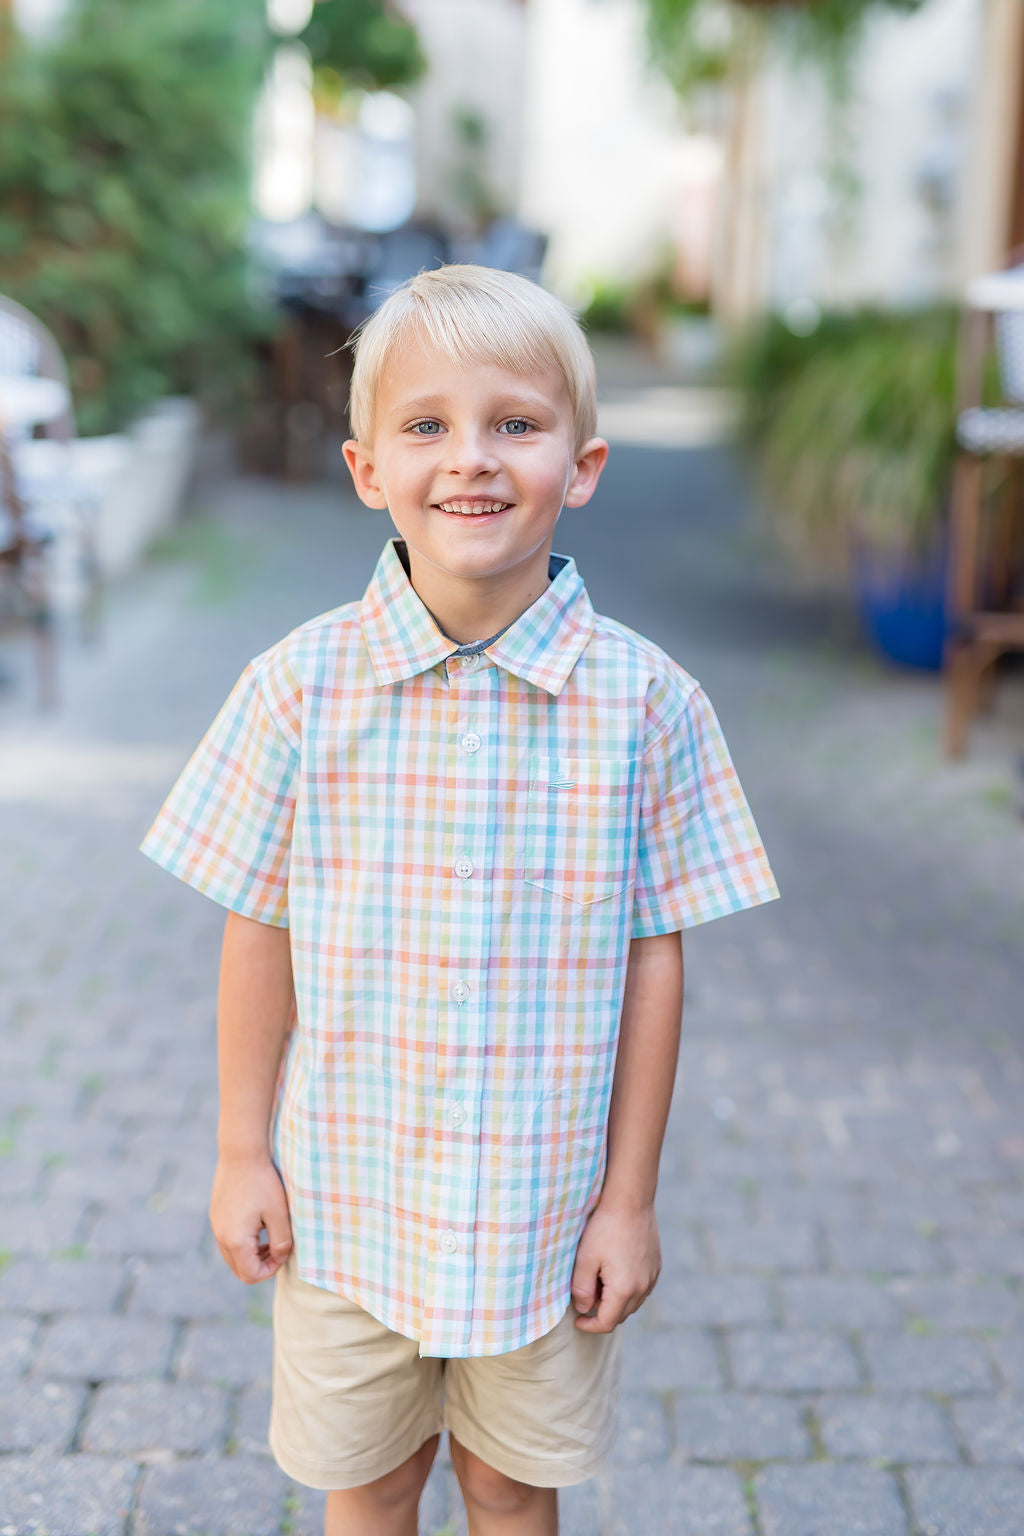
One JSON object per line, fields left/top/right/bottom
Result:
{"left": 411, "top": 420, "right": 442, "bottom": 436}
{"left": 500, "top": 418, "right": 531, "bottom": 436}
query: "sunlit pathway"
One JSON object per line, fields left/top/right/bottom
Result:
{"left": 1, "top": 418, "right": 1022, "bottom": 1534}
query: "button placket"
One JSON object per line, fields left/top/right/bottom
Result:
{"left": 427, "top": 664, "right": 496, "bottom": 1336}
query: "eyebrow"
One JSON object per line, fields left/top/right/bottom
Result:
{"left": 391, "top": 393, "right": 559, "bottom": 419}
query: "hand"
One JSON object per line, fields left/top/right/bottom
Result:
{"left": 570, "top": 1200, "right": 661, "bottom": 1333}
{"left": 210, "top": 1152, "right": 293, "bottom": 1284}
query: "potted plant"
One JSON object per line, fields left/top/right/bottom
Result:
{"left": 733, "top": 306, "right": 960, "bottom": 668}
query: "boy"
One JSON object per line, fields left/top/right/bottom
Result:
{"left": 141, "top": 265, "right": 778, "bottom": 1536}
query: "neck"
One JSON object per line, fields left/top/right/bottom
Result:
{"left": 405, "top": 549, "right": 553, "bottom": 646}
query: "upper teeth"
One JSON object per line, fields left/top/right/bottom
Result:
{"left": 439, "top": 501, "right": 508, "bottom": 515}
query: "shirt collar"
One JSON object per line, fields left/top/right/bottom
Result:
{"left": 360, "top": 539, "right": 595, "bottom": 696}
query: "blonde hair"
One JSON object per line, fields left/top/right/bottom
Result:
{"left": 347, "top": 264, "right": 597, "bottom": 449}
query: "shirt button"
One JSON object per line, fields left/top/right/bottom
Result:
{"left": 454, "top": 856, "right": 474, "bottom": 879}
{"left": 450, "top": 979, "right": 470, "bottom": 1004}
{"left": 447, "top": 1103, "right": 466, "bottom": 1128}
{"left": 461, "top": 732, "right": 481, "bottom": 754}
{"left": 460, "top": 653, "right": 482, "bottom": 672}
{"left": 439, "top": 1228, "right": 459, "bottom": 1254}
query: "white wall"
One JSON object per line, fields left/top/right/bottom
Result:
{"left": 762, "top": 0, "right": 982, "bottom": 310}
{"left": 517, "top": 0, "right": 993, "bottom": 311}
{"left": 403, "top": 0, "right": 528, "bottom": 228}
{"left": 518, "top": 0, "right": 710, "bottom": 300}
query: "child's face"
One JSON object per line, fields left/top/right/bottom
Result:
{"left": 343, "top": 334, "right": 607, "bottom": 603}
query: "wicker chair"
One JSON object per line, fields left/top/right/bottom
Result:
{"left": 944, "top": 261, "right": 1024, "bottom": 757}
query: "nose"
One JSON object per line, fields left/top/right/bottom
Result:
{"left": 440, "top": 426, "right": 499, "bottom": 479}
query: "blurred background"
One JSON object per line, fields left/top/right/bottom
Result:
{"left": 2, "top": 0, "right": 1024, "bottom": 708}
{"left": 1, "top": 4, "right": 1024, "bottom": 1535}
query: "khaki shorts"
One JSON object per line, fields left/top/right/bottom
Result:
{"left": 269, "top": 1258, "right": 622, "bottom": 1491}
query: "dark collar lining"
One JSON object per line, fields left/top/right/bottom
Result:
{"left": 393, "top": 542, "right": 569, "bottom": 655}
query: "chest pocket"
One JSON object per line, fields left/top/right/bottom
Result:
{"left": 524, "top": 755, "right": 640, "bottom": 906}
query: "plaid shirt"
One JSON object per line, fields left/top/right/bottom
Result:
{"left": 141, "top": 539, "right": 778, "bottom": 1357}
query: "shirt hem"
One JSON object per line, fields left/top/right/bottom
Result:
{"left": 631, "top": 877, "right": 780, "bottom": 938}
{"left": 138, "top": 840, "right": 290, "bottom": 928}
{"left": 294, "top": 1261, "right": 575, "bottom": 1358}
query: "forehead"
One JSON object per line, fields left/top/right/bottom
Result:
{"left": 376, "top": 333, "right": 572, "bottom": 419}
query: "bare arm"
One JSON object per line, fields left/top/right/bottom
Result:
{"left": 571, "top": 929, "right": 683, "bottom": 1332}
{"left": 209, "top": 909, "right": 295, "bottom": 1284}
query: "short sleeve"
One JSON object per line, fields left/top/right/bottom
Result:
{"left": 631, "top": 684, "right": 779, "bottom": 938}
{"left": 140, "top": 663, "right": 299, "bottom": 927}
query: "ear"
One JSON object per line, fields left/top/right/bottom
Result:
{"left": 564, "top": 437, "right": 609, "bottom": 508}
{"left": 343, "top": 439, "right": 388, "bottom": 510}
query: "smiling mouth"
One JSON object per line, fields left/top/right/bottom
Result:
{"left": 435, "top": 500, "right": 513, "bottom": 516}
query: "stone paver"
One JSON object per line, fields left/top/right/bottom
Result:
{"left": 953, "top": 1398, "right": 1024, "bottom": 1463}
{"left": 0, "top": 1381, "right": 87, "bottom": 1453}
{"left": 0, "top": 1256, "right": 126, "bottom": 1314}
{"left": 234, "top": 1383, "right": 273, "bottom": 1455}
{"left": 676, "top": 1392, "right": 811, "bottom": 1460}
{"left": 618, "top": 1323, "right": 722, "bottom": 1392}
{"left": 646, "top": 1272, "right": 775, "bottom": 1327}
{"left": 780, "top": 1275, "right": 903, "bottom": 1330}
{"left": 707, "top": 1219, "right": 822, "bottom": 1271}
{"left": 0, "top": 1454, "right": 137, "bottom": 1535}
{"left": 605, "top": 1465, "right": 753, "bottom": 1535}
{"left": 33, "top": 1313, "right": 175, "bottom": 1381}
{"left": 727, "top": 1327, "right": 862, "bottom": 1391}
{"left": 610, "top": 1391, "right": 672, "bottom": 1463}
{"left": 0, "top": 1314, "right": 38, "bottom": 1378}
{"left": 176, "top": 1319, "right": 275, "bottom": 1387}
{"left": 887, "top": 1276, "right": 1024, "bottom": 1332}
{"left": 906, "top": 1467, "right": 1024, "bottom": 1536}
{"left": 134, "top": 1455, "right": 288, "bottom": 1536}
{"left": 2, "top": 373, "right": 1024, "bottom": 1532}
{"left": 861, "top": 1332, "right": 996, "bottom": 1394}
{"left": 125, "top": 1258, "right": 254, "bottom": 1320}
{"left": 755, "top": 1465, "right": 908, "bottom": 1536}
{"left": 815, "top": 1393, "right": 960, "bottom": 1462}
{"left": 995, "top": 1336, "right": 1024, "bottom": 1391}
{"left": 79, "top": 1379, "right": 230, "bottom": 1455}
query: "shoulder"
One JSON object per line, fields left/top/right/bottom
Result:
{"left": 587, "top": 612, "right": 703, "bottom": 745}
{"left": 242, "top": 600, "right": 363, "bottom": 746}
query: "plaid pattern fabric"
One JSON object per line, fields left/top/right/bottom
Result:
{"left": 141, "top": 540, "right": 778, "bottom": 1357}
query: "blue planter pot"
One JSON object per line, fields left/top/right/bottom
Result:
{"left": 853, "top": 537, "right": 949, "bottom": 671}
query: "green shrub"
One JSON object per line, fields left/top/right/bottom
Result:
{"left": 581, "top": 280, "right": 634, "bottom": 335}
{"left": 300, "top": 0, "right": 425, "bottom": 94}
{"left": 0, "top": 0, "right": 271, "bottom": 434}
{"left": 732, "top": 307, "right": 959, "bottom": 569}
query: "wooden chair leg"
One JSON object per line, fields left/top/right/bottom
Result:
{"left": 947, "top": 453, "right": 984, "bottom": 616}
{"left": 989, "top": 458, "right": 1021, "bottom": 608}
{"left": 944, "top": 451, "right": 985, "bottom": 759}
{"left": 944, "top": 639, "right": 977, "bottom": 758}
{"left": 975, "top": 639, "right": 1003, "bottom": 714}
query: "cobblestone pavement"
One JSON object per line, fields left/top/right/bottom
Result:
{"left": 1, "top": 407, "right": 1023, "bottom": 1534}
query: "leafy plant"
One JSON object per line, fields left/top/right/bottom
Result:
{"left": 0, "top": 0, "right": 271, "bottom": 434}
{"left": 580, "top": 279, "right": 634, "bottom": 335}
{"left": 300, "top": 0, "right": 425, "bottom": 95}
{"left": 644, "top": 0, "right": 925, "bottom": 96}
{"left": 733, "top": 307, "right": 960, "bottom": 569}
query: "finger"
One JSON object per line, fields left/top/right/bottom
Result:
{"left": 576, "top": 1285, "right": 631, "bottom": 1333}
{"left": 570, "top": 1260, "right": 599, "bottom": 1315}
{"left": 262, "top": 1199, "right": 294, "bottom": 1274}
{"left": 216, "top": 1234, "right": 256, "bottom": 1284}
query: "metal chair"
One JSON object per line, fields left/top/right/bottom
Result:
{"left": 944, "top": 261, "right": 1024, "bottom": 757}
